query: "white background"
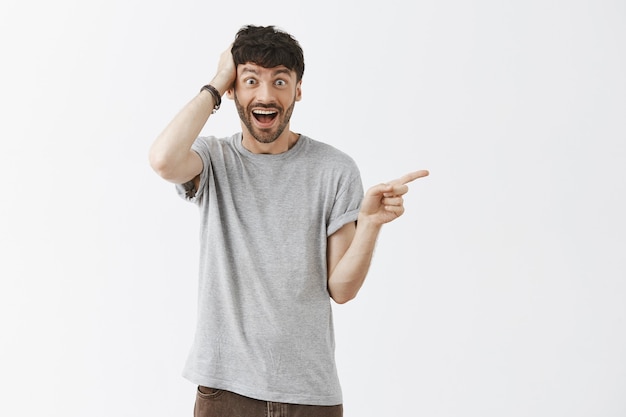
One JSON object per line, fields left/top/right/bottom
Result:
{"left": 1, "top": 0, "right": 625, "bottom": 416}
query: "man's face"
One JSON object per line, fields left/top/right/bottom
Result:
{"left": 230, "top": 63, "right": 302, "bottom": 145}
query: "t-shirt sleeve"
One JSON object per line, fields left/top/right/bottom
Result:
{"left": 327, "top": 159, "right": 364, "bottom": 236}
{"left": 174, "top": 137, "right": 213, "bottom": 205}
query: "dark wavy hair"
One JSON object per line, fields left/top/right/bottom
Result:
{"left": 231, "top": 25, "right": 305, "bottom": 81}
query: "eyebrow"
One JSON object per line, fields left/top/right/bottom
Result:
{"left": 240, "top": 66, "right": 292, "bottom": 77}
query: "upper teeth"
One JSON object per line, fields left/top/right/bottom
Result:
{"left": 253, "top": 110, "right": 276, "bottom": 115}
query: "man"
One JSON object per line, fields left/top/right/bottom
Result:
{"left": 149, "top": 25, "right": 428, "bottom": 417}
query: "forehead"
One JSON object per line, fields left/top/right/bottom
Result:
{"left": 238, "top": 63, "right": 295, "bottom": 78}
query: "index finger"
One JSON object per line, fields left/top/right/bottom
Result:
{"left": 390, "top": 169, "right": 430, "bottom": 186}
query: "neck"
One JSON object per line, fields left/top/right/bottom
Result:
{"left": 241, "top": 130, "right": 299, "bottom": 155}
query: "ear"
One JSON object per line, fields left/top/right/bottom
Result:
{"left": 226, "top": 87, "right": 235, "bottom": 100}
{"left": 295, "top": 80, "right": 303, "bottom": 102}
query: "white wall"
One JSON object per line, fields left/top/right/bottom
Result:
{"left": 1, "top": 1, "right": 625, "bottom": 416}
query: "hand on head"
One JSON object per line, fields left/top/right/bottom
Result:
{"left": 210, "top": 44, "right": 237, "bottom": 95}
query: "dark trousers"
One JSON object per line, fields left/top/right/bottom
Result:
{"left": 194, "top": 386, "right": 343, "bottom": 417}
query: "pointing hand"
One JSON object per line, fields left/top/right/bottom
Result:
{"left": 358, "top": 170, "right": 429, "bottom": 225}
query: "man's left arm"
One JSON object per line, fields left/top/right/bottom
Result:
{"left": 327, "top": 170, "right": 429, "bottom": 304}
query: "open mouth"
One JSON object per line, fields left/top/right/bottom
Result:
{"left": 252, "top": 109, "right": 278, "bottom": 124}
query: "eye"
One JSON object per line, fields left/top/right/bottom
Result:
{"left": 245, "top": 78, "right": 257, "bottom": 85}
{"left": 275, "top": 79, "right": 286, "bottom": 86}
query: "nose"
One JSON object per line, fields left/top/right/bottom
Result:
{"left": 256, "top": 82, "right": 274, "bottom": 104}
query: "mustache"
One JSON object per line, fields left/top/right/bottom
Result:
{"left": 249, "top": 102, "right": 282, "bottom": 111}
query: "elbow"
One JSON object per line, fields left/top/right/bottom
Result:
{"left": 330, "top": 291, "right": 357, "bottom": 305}
{"left": 328, "top": 275, "right": 364, "bottom": 304}
{"left": 148, "top": 148, "right": 177, "bottom": 181}
{"left": 149, "top": 153, "right": 167, "bottom": 178}
{"left": 332, "top": 296, "right": 352, "bottom": 305}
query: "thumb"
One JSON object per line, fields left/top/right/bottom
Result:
{"left": 366, "top": 182, "right": 394, "bottom": 197}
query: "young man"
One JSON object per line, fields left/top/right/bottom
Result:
{"left": 149, "top": 25, "right": 428, "bottom": 417}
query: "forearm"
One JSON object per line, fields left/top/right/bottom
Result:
{"left": 327, "top": 219, "right": 382, "bottom": 304}
{"left": 149, "top": 69, "right": 233, "bottom": 181}
{"left": 148, "top": 88, "right": 216, "bottom": 180}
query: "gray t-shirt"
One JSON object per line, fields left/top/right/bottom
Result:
{"left": 176, "top": 133, "right": 363, "bottom": 406}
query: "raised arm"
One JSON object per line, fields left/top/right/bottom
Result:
{"left": 148, "top": 46, "right": 237, "bottom": 184}
{"left": 327, "top": 170, "right": 429, "bottom": 304}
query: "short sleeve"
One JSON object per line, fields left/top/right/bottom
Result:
{"left": 174, "top": 137, "right": 213, "bottom": 205}
{"left": 326, "top": 161, "right": 364, "bottom": 236}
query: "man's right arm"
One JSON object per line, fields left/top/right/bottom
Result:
{"left": 148, "top": 47, "right": 236, "bottom": 185}
{"left": 148, "top": 91, "right": 215, "bottom": 185}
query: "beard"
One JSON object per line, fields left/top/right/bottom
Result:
{"left": 234, "top": 93, "right": 296, "bottom": 144}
